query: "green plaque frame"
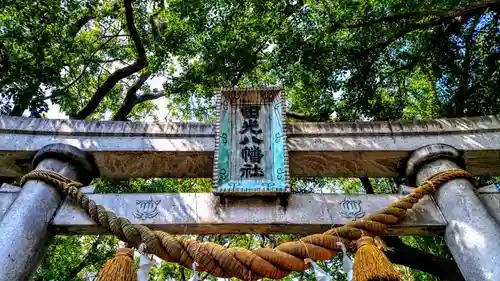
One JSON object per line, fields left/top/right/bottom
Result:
{"left": 213, "top": 88, "right": 290, "bottom": 195}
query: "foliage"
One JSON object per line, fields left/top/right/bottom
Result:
{"left": 400, "top": 236, "right": 452, "bottom": 281}
{"left": 2, "top": 0, "right": 499, "bottom": 122}
{"left": 94, "top": 178, "right": 212, "bottom": 193}
{"left": 33, "top": 236, "right": 117, "bottom": 281}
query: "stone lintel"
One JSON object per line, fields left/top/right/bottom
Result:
{"left": 1, "top": 115, "right": 500, "bottom": 179}
{"left": 0, "top": 185, "right": 444, "bottom": 235}
{"left": 3, "top": 183, "right": 500, "bottom": 235}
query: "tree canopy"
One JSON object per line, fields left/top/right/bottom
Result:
{"left": 1, "top": 0, "right": 500, "bottom": 280}
{"left": 2, "top": 0, "right": 499, "bottom": 122}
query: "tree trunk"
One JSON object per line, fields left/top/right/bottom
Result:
{"left": 384, "top": 237, "right": 465, "bottom": 281}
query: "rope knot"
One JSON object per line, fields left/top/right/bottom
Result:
{"left": 115, "top": 248, "right": 134, "bottom": 258}
{"left": 68, "top": 181, "right": 83, "bottom": 188}
{"left": 424, "top": 180, "right": 436, "bottom": 193}
{"left": 355, "top": 236, "right": 375, "bottom": 249}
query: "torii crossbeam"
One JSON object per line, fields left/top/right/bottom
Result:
{"left": 2, "top": 112, "right": 500, "bottom": 281}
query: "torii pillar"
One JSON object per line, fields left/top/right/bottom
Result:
{"left": 406, "top": 144, "right": 500, "bottom": 281}
{"left": 0, "top": 144, "right": 97, "bottom": 281}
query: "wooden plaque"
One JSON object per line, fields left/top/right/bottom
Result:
{"left": 213, "top": 88, "right": 290, "bottom": 195}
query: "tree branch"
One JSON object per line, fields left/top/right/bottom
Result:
{"left": 230, "top": 42, "right": 268, "bottom": 86}
{"left": 224, "top": 2, "right": 301, "bottom": 88}
{"left": 68, "top": 0, "right": 99, "bottom": 38}
{"left": 56, "top": 32, "right": 120, "bottom": 95}
{"left": 342, "top": 0, "right": 499, "bottom": 60}
{"left": 231, "top": 67, "right": 246, "bottom": 87}
{"left": 366, "top": 18, "right": 443, "bottom": 54}
{"left": 285, "top": 112, "right": 322, "bottom": 122}
{"left": 380, "top": 59, "right": 421, "bottom": 83}
{"left": 112, "top": 73, "right": 164, "bottom": 121}
{"left": 455, "top": 15, "right": 481, "bottom": 116}
{"left": 200, "top": 272, "right": 210, "bottom": 281}
{"left": 331, "top": 11, "right": 441, "bottom": 31}
{"left": 70, "top": 14, "right": 94, "bottom": 37}
{"left": 102, "top": 34, "right": 130, "bottom": 39}
{"left": 180, "top": 266, "right": 186, "bottom": 281}
{"left": 463, "top": 14, "right": 500, "bottom": 104}
{"left": 0, "top": 41, "right": 9, "bottom": 75}
{"left": 72, "top": 0, "right": 148, "bottom": 119}
{"left": 383, "top": 237, "right": 465, "bottom": 281}
{"left": 359, "top": 177, "right": 374, "bottom": 194}
{"left": 67, "top": 236, "right": 103, "bottom": 279}
{"left": 137, "top": 91, "right": 164, "bottom": 103}
{"left": 331, "top": 0, "right": 500, "bottom": 32}
{"left": 150, "top": 11, "right": 162, "bottom": 44}
{"left": 467, "top": 51, "right": 499, "bottom": 96}
{"left": 111, "top": 10, "right": 165, "bottom": 122}
{"left": 92, "top": 58, "right": 128, "bottom": 63}
{"left": 69, "top": 0, "right": 121, "bottom": 37}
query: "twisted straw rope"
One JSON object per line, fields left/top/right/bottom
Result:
{"left": 21, "top": 169, "right": 471, "bottom": 280}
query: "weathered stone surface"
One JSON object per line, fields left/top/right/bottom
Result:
{"left": 0, "top": 144, "right": 95, "bottom": 281}
{"left": 477, "top": 183, "right": 499, "bottom": 193}
{"left": 46, "top": 193, "right": 448, "bottom": 235}
{"left": 1, "top": 115, "right": 500, "bottom": 179}
{"left": 0, "top": 184, "right": 20, "bottom": 221}
{"left": 0, "top": 184, "right": 95, "bottom": 221}
{"left": 408, "top": 144, "right": 500, "bottom": 281}
{"left": 2, "top": 182, "right": 500, "bottom": 236}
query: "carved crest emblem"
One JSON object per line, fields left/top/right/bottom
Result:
{"left": 133, "top": 197, "right": 161, "bottom": 220}
{"left": 340, "top": 197, "right": 365, "bottom": 219}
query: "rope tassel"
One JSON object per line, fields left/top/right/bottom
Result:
{"left": 353, "top": 237, "right": 399, "bottom": 281}
{"left": 97, "top": 247, "right": 137, "bottom": 281}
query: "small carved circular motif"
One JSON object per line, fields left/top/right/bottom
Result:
{"left": 227, "top": 182, "right": 241, "bottom": 192}
{"left": 276, "top": 168, "right": 285, "bottom": 180}
{"left": 275, "top": 132, "right": 284, "bottom": 144}
{"left": 222, "top": 99, "right": 229, "bottom": 111}
{"left": 228, "top": 91, "right": 241, "bottom": 102}
{"left": 228, "top": 182, "right": 241, "bottom": 188}
{"left": 220, "top": 133, "right": 227, "bottom": 144}
{"left": 219, "top": 168, "right": 228, "bottom": 184}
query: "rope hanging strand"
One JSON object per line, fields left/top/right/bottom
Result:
{"left": 354, "top": 236, "right": 399, "bottom": 281}
{"left": 96, "top": 247, "right": 137, "bottom": 281}
{"left": 20, "top": 169, "right": 472, "bottom": 280}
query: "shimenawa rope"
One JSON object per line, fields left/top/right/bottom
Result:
{"left": 21, "top": 169, "right": 472, "bottom": 280}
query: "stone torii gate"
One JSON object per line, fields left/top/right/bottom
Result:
{"left": 1, "top": 89, "right": 500, "bottom": 280}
